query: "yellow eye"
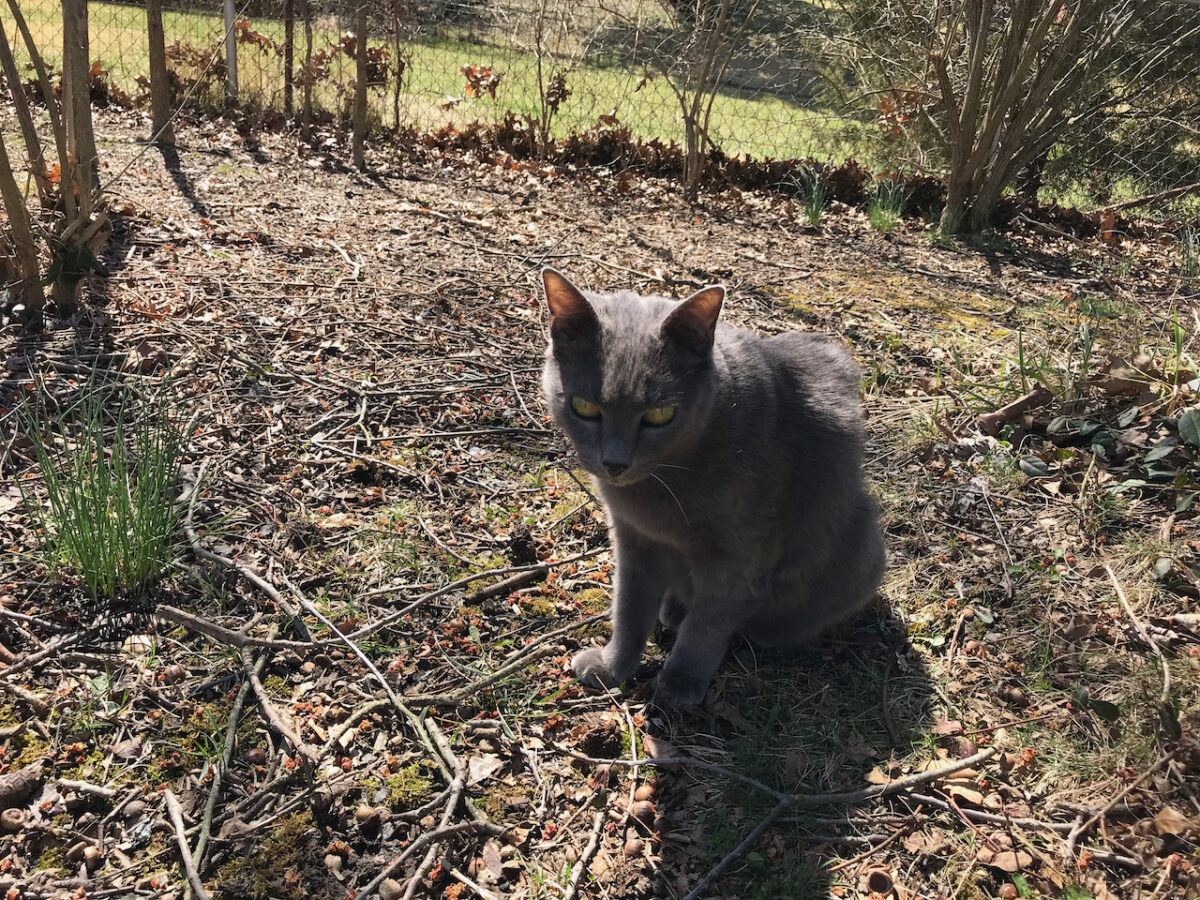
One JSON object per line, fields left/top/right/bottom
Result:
{"left": 570, "top": 396, "right": 601, "bottom": 419}
{"left": 643, "top": 405, "right": 676, "bottom": 426}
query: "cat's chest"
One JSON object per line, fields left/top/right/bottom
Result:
{"left": 601, "top": 476, "right": 722, "bottom": 547}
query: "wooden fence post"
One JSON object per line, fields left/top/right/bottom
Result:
{"left": 284, "top": 0, "right": 295, "bottom": 115}
{"left": 146, "top": 0, "right": 175, "bottom": 144}
{"left": 353, "top": 3, "right": 368, "bottom": 168}
{"left": 223, "top": 0, "right": 238, "bottom": 107}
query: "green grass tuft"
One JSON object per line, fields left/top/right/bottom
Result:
{"left": 21, "top": 379, "right": 188, "bottom": 601}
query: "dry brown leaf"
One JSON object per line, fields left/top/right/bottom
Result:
{"left": 467, "top": 754, "right": 505, "bottom": 786}
{"left": 317, "top": 512, "right": 358, "bottom": 530}
{"left": 1153, "top": 804, "right": 1197, "bottom": 837}
{"left": 977, "top": 847, "right": 1032, "bottom": 872}
{"left": 0, "top": 760, "right": 45, "bottom": 808}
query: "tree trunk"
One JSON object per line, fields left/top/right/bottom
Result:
{"left": 301, "top": 0, "right": 313, "bottom": 138}
{"left": 0, "top": 15, "right": 50, "bottom": 205}
{"left": 5, "top": 0, "right": 74, "bottom": 220}
{"left": 61, "top": 0, "right": 97, "bottom": 196}
{"left": 146, "top": 0, "right": 175, "bottom": 144}
{"left": 284, "top": 0, "right": 295, "bottom": 115}
{"left": 353, "top": 3, "right": 368, "bottom": 168}
{"left": 223, "top": 0, "right": 238, "bottom": 107}
{"left": 0, "top": 133, "right": 44, "bottom": 327}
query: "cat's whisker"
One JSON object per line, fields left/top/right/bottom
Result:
{"left": 651, "top": 472, "right": 690, "bottom": 525}
{"left": 654, "top": 463, "right": 694, "bottom": 472}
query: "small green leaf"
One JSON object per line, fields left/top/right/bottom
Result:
{"left": 1061, "top": 886, "right": 1095, "bottom": 900}
{"left": 1078, "top": 419, "right": 1103, "bottom": 437}
{"left": 1047, "top": 416, "right": 1072, "bottom": 435}
{"left": 1177, "top": 491, "right": 1197, "bottom": 513}
{"left": 1011, "top": 873, "right": 1032, "bottom": 898}
{"left": 1144, "top": 439, "right": 1178, "bottom": 463}
{"left": 1019, "top": 456, "right": 1051, "bottom": 477}
{"left": 974, "top": 607, "right": 995, "bottom": 625}
{"left": 1117, "top": 406, "right": 1140, "bottom": 428}
{"left": 1107, "top": 478, "right": 1147, "bottom": 494}
{"left": 1089, "top": 699, "right": 1121, "bottom": 722}
{"left": 1179, "top": 409, "right": 1200, "bottom": 448}
{"left": 1072, "top": 685, "right": 1091, "bottom": 707}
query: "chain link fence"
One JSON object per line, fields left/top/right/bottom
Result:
{"left": 5, "top": 0, "right": 1200, "bottom": 220}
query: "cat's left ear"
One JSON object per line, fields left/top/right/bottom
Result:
{"left": 662, "top": 285, "right": 725, "bottom": 355}
{"left": 542, "top": 267, "right": 599, "bottom": 345}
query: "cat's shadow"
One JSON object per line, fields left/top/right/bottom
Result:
{"left": 638, "top": 605, "right": 935, "bottom": 899}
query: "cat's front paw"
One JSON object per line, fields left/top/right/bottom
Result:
{"left": 653, "top": 670, "right": 709, "bottom": 707}
{"left": 571, "top": 647, "right": 624, "bottom": 689}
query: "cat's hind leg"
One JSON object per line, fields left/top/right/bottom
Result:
{"left": 745, "top": 495, "right": 885, "bottom": 647}
{"left": 659, "top": 590, "right": 686, "bottom": 630}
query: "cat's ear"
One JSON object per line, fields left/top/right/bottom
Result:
{"left": 542, "top": 268, "right": 599, "bottom": 344}
{"left": 662, "top": 285, "right": 725, "bottom": 355}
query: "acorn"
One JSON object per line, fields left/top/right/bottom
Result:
{"left": 354, "top": 804, "right": 380, "bottom": 828}
{"left": 630, "top": 800, "right": 656, "bottom": 828}
{"left": 634, "top": 783, "right": 655, "bottom": 802}
{"left": 624, "top": 830, "right": 643, "bottom": 859}
{"left": 1, "top": 809, "right": 27, "bottom": 833}
{"left": 160, "top": 663, "right": 187, "bottom": 684}
{"left": 998, "top": 885, "right": 1019, "bottom": 900}
{"left": 245, "top": 747, "right": 268, "bottom": 766}
{"left": 83, "top": 846, "right": 103, "bottom": 871}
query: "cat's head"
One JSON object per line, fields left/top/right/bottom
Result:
{"left": 539, "top": 268, "right": 724, "bottom": 486}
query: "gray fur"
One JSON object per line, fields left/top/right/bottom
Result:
{"left": 540, "top": 268, "right": 884, "bottom": 706}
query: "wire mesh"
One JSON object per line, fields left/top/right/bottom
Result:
{"left": 3, "top": 0, "right": 1198, "bottom": 220}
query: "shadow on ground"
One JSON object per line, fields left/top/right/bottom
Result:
{"left": 640, "top": 603, "right": 933, "bottom": 899}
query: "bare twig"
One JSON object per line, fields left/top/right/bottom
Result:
{"left": 164, "top": 789, "right": 212, "bottom": 900}
{"left": 563, "top": 808, "right": 608, "bottom": 900}
{"left": 1106, "top": 563, "right": 1171, "bottom": 706}
{"left": 682, "top": 794, "right": 793, "bottom": 900}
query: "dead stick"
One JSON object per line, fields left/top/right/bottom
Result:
{"left": 682, "top": 795, "right": 793, "bottom": 900}
{"left": 977, "top": 384, "right": 1054, "bottom": 436}
{"left": 241, "top": 645, "right": 316, "bottom": 764}
{"left": 1106, "top": 563, "right": 1171, "bottom": 706}
{"left": 563, "top": 809, "right": 608, "bottom": 900}
{"left": 164, "top": 789, "right": 211, "bottom": 900}
{"left": 156, "top": 604, "right": 321, "bottom": 651}
{"left": 1065, "top": 748, "right": 1183, "bottom": 865}
{"left": 403, "top": 645, "right": 560, "bottom": 706}
{"left": 356, "top": 822, "right": 485, "bottom": 899}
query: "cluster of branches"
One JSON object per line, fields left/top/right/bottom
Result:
{"left": 0, "top": 0, "right": 105, "bottom": 330}
{"left": 826, "top": 0, "right": 1200, "bottom": 233}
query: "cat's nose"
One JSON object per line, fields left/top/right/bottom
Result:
{"left": 604, "top": 461, "right": 629, "bottom": 476}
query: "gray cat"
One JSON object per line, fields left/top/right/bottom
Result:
{"left": 540, "top": 268, "right": 884, "bottom": 706}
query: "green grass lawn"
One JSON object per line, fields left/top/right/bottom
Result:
{"left": 6, "top": 0, "right": 874, "bottom": 164}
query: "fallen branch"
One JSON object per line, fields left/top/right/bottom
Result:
{"left": 356, "top": 822, "right": 486, "bottom": 900}
{"left": 563, "top": 808, "right": 609, "bottom": 900}
{"left": 241, "top": 644, "right": 316, "bottom": 765}
{"left": 977, "top": 385, "right": 1054, "bottom": 437}
{"left": 402, "top": 644, "right": 560, "bottom": 706}
{"left": 164, "top": 788, "right": 212, "bottom": 900}
{"left": 682, "top": 795, "right": 793, "bottom": 900}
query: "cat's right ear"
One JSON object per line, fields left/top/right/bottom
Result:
{"left": 542, "top": 268, "right": 598, "bottom": 345}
